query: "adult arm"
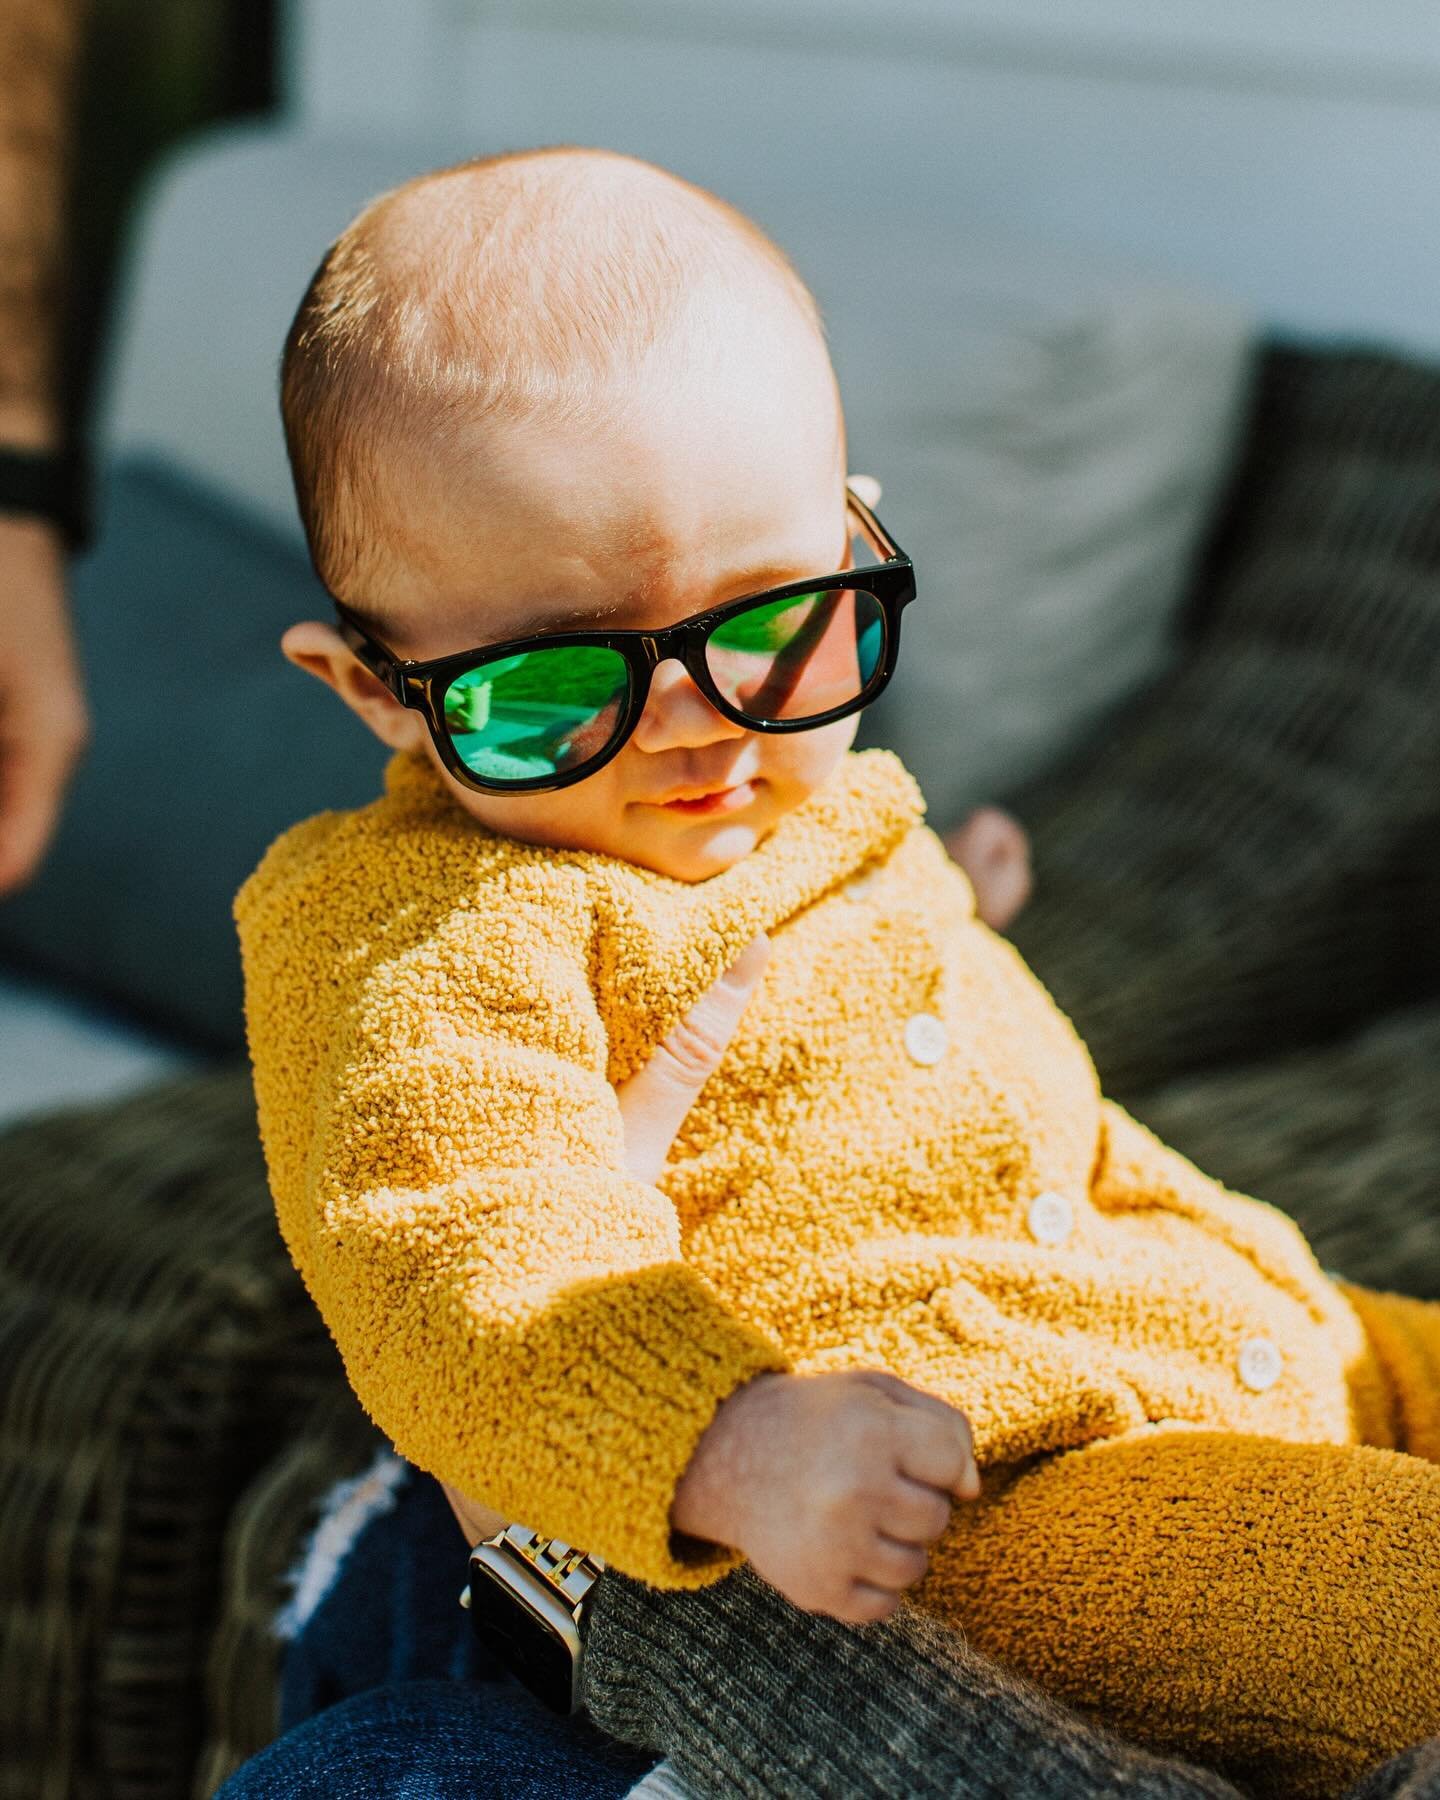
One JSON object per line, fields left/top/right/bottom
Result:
{"left": 0, "top": 0, "right": 89, "bottom": 893}
{"left": 587, "top": 1566, "right": 1244, "bottom": 1800}
{"left": 587, "top": 1568, "right": 1440, "bottom": 1799}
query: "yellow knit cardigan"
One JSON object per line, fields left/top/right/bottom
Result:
{"left": 235, "top": 747, "right": 1396, "bottom": 1590}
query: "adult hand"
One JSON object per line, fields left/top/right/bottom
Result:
{"left": 612, "top": 932, "right": 771, "bottom": 1186}
{"left": 442, "top": 933, "right": 775, "bottom": 1546}
{"left": 0, "top": 513, "right": 87, "bottom": 893}
{"left": 944, "top": 805, "right": 1032, "bottom": 931}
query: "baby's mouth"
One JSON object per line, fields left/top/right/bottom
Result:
{"left": 655, "top": 780, "right": 759, "bottom": 816}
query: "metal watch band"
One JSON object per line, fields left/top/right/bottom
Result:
{"left": 461, "top": 1524, "right": 606, "bottom": 1714}
{"left": 492, "top": 1524, "right": 607, "bottom": 1610}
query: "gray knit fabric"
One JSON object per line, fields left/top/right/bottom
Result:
{"left": 585, "top": 1567, "right": 1240, "bottom": 1800}
{"left": 587, "top": 1568, "right": 1440, "bottom": 1800}
{"left": 1353, "top": 1745, "right": 1440, "bottom": 1800}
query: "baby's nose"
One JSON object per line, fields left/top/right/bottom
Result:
{"left": 630, "top": 659, "right": 748, "bottom": 754}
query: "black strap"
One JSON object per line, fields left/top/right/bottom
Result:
{"left": 0, "top": 444, "right": 92, "bottom": 551}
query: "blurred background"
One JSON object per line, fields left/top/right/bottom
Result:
{"left": 59, "top": 0, "right": 278, "bottom": 449}
{"left": 9, "top": 0, "right": 1440, "bottom": 1114}
{"left": 2, "top": 4, "right": 1439, "bottom": 1795}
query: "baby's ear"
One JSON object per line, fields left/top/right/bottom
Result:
{"left": 280, "top": 620, "right": 429, "bottom": 755}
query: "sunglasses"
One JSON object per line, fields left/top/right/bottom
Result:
{"left": 332, "top": 484, "right": 916, "bottom": 796}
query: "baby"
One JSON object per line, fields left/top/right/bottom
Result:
{"left": 237, "top": 148, "right": 1440, "bottom": 1798}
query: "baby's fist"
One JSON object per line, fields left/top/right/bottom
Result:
{"left": 672, "top": 1369, "right": 979, "bottom": 1623}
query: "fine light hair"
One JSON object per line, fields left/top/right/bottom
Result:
{"left": 279, "top": 146, "right": 826, "bottom": 608}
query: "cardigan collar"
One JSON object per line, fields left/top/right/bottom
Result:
{"left": 590, "top": 749, "right": 926, "bottom": 1080}
{"left": 380, "top": 744, "right": 925, "bottom": 921}
{"left": 379, "top": 747, "right": 927, "bottom": 1079}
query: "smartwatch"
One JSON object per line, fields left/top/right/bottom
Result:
{"left": 460, "top": 1524, "right": 605, "bottom": 1714}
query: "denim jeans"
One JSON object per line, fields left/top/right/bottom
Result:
{"left": 215, "top": 1461, "right": 655, "bottom": 1798}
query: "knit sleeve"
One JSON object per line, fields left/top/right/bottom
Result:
{"left": 249, "top": 876, "right": 789, "bottom": 1590}
{"left": 585, "top": 1566, "right": 1247, "bottom": 1800}
{"left": 1334, "top": 1284, "right": 1440, "bottom": 1463}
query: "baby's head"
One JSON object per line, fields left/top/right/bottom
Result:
{"left": 281, "top": 148, "right": 903, "bottom": 881}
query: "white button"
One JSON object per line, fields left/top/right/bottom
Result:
{"left": 845, "top": 868, "right": 879, "bottom": 901}
{"left": 1027, "top": 1190, "right": 1073, "bottom": 1246}
{"left": 903, "top": 1013, "right": 948, "bottom": 1066}
{"left": 1237, "top": 1337, "right": 1284, "bottom": 1393}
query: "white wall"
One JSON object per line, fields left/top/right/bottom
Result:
{"left": 289, "top": 0, "right": 1440, "bottom": 125}
{"left": 281, "top": 0, "right": 1440, "bottom": 352}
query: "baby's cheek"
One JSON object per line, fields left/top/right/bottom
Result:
{"left": 755, "top": 716, "right": 858, "bottom": 807}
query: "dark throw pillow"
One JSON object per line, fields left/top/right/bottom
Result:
{"left": 1008, "top": 340, "right": 1440, "bottom": 1095}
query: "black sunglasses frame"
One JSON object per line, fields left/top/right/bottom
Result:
{"left": 332, "top": 484, "right": 916, "bottom": 796}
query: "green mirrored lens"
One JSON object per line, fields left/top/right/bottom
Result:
{"left": 442, "top": 645, "right": 629, "bottom": 783}
{"left": 707, "top": 588, "right": 884, "bottom": 721}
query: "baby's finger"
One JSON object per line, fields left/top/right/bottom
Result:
{"left": 859, "top": 1531, "right": 930, "bottom": 1592}
{"left": 956, "top": 806, "right": 1033, "bottom": 931}
{"left": 843, "top": 1580, "right": 904, "bottom": 1624}
{"left": 882, "top": 1474, "right": 954, "bottom": 1546}
{"left": 896, "top": 1403, "right": 980, "bottom": 1501}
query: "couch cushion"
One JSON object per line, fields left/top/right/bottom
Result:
{"left": 0, "top": 457, "right": 387, "bottom": 1049}
{"left": 1009, "top": 341, "right": 1440, "bottom": 1093}
{"left": 845, "top": 281, "right": 1254, "bottom": 828}
{"left": 0, "top": 967, "right": 196, "bottom": 1128}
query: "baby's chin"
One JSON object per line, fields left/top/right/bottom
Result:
{"left": 622, "top": 815, "right": 769, "bottom": 882}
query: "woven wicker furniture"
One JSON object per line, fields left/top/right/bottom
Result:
{"left": 0, "top": 1071, "right": 369, "bottom": 1800}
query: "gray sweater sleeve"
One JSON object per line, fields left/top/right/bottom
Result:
{"left": 583, "top": 1566, "right": 1241, "bottom": 1800}
{"left": 586, "top": 1568, "right": 1440, "bottom": 1800}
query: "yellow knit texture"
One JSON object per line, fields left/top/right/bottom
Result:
{"left": 237, "top": 746, "right": 1439, "bottom": 1793}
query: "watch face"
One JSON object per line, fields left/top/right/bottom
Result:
{"left": 468, "top": 1553, "right": 582, "bottom": 1714}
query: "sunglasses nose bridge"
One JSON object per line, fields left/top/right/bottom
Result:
{"left": 632, "top": 622, "right": 738, "bottom": 727}
{"left": 636, "top": 619, "right": 711, "bottom": 682}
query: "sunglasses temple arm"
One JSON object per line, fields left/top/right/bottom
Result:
{"left": 846, "top": 487, "right": 902, "bottom": 562}
{"left": 335, "top": 615, "right": 410, "bottom": 704}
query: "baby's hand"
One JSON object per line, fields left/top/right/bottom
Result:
{"left": 672, "top": 1368, "right": 979, "bottom": 1623}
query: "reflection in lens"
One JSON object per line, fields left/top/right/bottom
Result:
{"left": 442, "top": 645, "right": 630, "bottom": 783}
{"left": 706, "top": 588, "right": 884, "bottom": 722}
